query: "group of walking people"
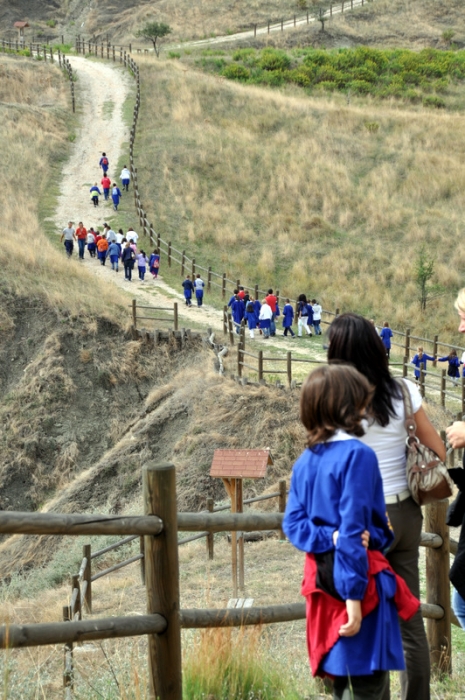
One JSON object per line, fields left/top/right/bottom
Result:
{"left": 89, "top": 153, "right": 131, "bottom": 211}
{"left": 60, "top": 221, "right": 161, "bottom": 282}
{"left": 226, "top": 288, "right": 323, "bottom": 339}
{"left": 283, "top": 290, "right": 465, "bottom": 700}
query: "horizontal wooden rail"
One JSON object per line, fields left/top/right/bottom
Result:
{"left": 91, "top": 553, "right": 144, "bottom": 581}
{"left": 177, "top": 512, "right": 283, "bottom": 532}
{"left": 92, "top": 535, "right": 138, "bottom": 558}
{"left": 0, "top": 614, "right": 167, "bottom": 649}
{"left": 178, "top": 532, "right": 209, "bottom": 545}
{"left": 0, "top": 512, "right": 163, "bottom": 536}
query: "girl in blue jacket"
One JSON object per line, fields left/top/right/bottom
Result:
{"left": 438, "top": 349, "right": 462, "bottom": 386}
{"left": 244, "top": 302, "right": 258, "bottom": 339}
{"left": 111, "top": 183, "right": 122, "bottom": 211}
{"left": 410, "top": 346, "right": 435, "bottom": 381}
{"left": 379, "top": 321, "right": 393, "bottom": 358}
{"left": 282, "top": 299, "right": 295, "bottom": 337}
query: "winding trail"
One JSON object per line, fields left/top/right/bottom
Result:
{"left": 54, "top": 55, "right": 325, "bottom": 360}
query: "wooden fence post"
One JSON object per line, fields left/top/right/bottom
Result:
{"left": 82, "top": 544, "right": 92, "bottom": 613}
{"left": 441, "top": 370, "right": 446, "bottom": 408}
{"left": 405, "top": 328, "right": 411, "bottom": 358}
{"left": 237, "top": 341, "right": 243, "bottom": 377}
{"left": 425, "top": 501, "right": 451, "bottom": 674}
{"left": 335, "top": 307, "right": 340, "bottom": 317}
{"left": 402, "top": 356, "right": 408, "bottom": 378}
{"left": 181, "top": 251, "right": 185, "bottom": 277}
{"left": 207, "top": 267, "right": 212, "bottom": 292}
{"left": 330, "top": 2, "right": 333, "bottom": 16}
{"left": 191, "top": 258, "right": 196, "bottom": 279}
{"left": 222, "top": 273, "right": 226, "bottom": 299}
{"left": 281, "top": 18, "right": 284, "bottom": 31}
{"left": 132, "top": 299, "right": 137, "bottom": 329}
{"left": 254, "top": 284, "right": 259, "bottom": 302}
{"left": 72, "top": 575, "right": 81, "bottom": 620}
{"left": 140, "top": 536, "right": 146, "bottom": 585}
{"left": 287, "top": 351, "right": 292, "bottom": 386}
{"left": 173, "top": 303, "right": 179, "bottom": 331}
{"left": 228, "top": 313, "right": 235, "bottom": 346}
{"left": 433, "top": 335, "right": 438, "bottom": 366}
{"left": 342, "top": 0, "right": 344, "bottom": 12}
{"left": 168, "top": 242, "right": 172, "bottom": 268}
{"left": 258, "top": 350, "right": 264, "bottom": 382}
{"left": 63, "top": 606, "right": 73, "bottom": 697}
{"left": 206, "top": 497, "right": 214, "bottom": 560}
{"left": 223, "top": 306, "right": 228, "bottom": 336}
{"left": 254, "top": 24, "right": 257, "bottom": 37}
{"left": 143, "top": 463, "right": 182, "bottom": 700}
{"left": 236, "top": 278, "right": 241, "bottom": 291}
{"left": 419, "top": 366, "right": 425, "bottom": 398}
{"left": 278, "top": 479, "right": 287, "bottom": 540}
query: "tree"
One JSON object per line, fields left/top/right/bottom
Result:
{"left": 136, "top": 22, "right": 172, "bottom": 57}
{"left": 415, "top": 246, "right": 443, "bottom": 311}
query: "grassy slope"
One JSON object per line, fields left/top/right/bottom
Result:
{"left": 134, "top": 55, "right": 465, "bottom": 339}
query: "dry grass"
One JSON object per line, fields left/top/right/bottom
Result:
{"left": 0, "top": 55, "right": 129, "bottom": 322}
{"left": 134, "top": 55, "right": 465, "bottom": 339}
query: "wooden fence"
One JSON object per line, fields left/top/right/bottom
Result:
{"left": 0, "top": 463, "right": 459, "bottom": 699}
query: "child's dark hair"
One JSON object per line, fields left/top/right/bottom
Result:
{"left": 300, "top": 364, "right": 373, "bottom": 448}
{"left": 449, "top": 349, "right": 457, "bottom": 359}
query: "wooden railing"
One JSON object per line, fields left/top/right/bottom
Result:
{"left": 131, "top": 299, "right": 179, "bottom": 331}
{"left": 0, "top": 463, "right": 458, "bottom": 699}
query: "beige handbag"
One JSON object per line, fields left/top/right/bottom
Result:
{"left": 397, "top": 379, "right": 454, "bottom": 505}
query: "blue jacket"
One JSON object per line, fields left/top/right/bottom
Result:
{"left": 182, "top": 279, "right": 194, "bottom": 297}
{"left": 379, "top": 327, "right": 393, "bottom": 349}
{"left": 438, "top": 356, "right": 461, "bottom": 378}
{"left": 282, "top": 304, "right": 294, "bottom": 328}
{"left": 231, "top": 298, "right": 245, "bottom": 325}
{"left": 411, "top": 353, "right": 434, "bottom": 379}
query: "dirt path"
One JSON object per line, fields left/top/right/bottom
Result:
{"left": 53, "top": 56, "right": 325, "bottom": 360}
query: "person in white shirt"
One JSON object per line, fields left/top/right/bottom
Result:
{"left": 311, "top": 299, "right": 322, "bottom": 335}
{"left": 116, "top": 228, "right": 124, "bottom": 245}
{"left": 126, "top": 227, "right": 138, "bottom": 244}
{"left": 120, "top": 165, "right": 131, "bottom": 191}
{"left": 259, "top": 300, "right": 273, "bottom": 339}
{"left": 328, "top": 313, "right": 446, "bottom": 700}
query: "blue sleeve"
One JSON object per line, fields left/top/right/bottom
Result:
{"left": 438, "top": 357, "right": 447, "bottom": 362}
{"left": 333, "top": 449, "right": 382, "bottom": 601}
{"left": 425, "top": 355, "right": 435, "bottom": 361}
{"left": 283, "top": 468, "right": 334, "bottom": 554}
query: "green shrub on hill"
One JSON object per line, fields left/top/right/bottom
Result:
{"left": 218, "top": 46, "right": 465, "bottom": 105}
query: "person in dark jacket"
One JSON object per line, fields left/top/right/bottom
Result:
{"left": 182, "top": 275, "right": 194, "bottom": 307}
{"left": 121, "top": 242, "right": 136, "bottom": 281}
{"left": 446, "top": 467, "right": 465, "bottom": 628}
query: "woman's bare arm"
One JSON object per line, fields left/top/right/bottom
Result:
{"left": 414, "top": 406, "right": 446, "bottom": 461}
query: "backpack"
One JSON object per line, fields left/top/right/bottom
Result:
{"left": 102, "top": 157, "right": 108, "bottom": 166}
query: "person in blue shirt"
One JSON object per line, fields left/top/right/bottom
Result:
{"left": 284, "top": 364, "right": 419, "bottom": 699}
{"left": 182, "top": 275, "right": 194, "bottom": 307}
{"left": 111, "top": 183, "right": 122, "bottom": 211}
{"left": 244, "top": 302, "right": 258, "bottom": 339}
{"left": 108, "top": 241, "right": 120, "bottom": 272}
{"left": 410, "top": 346, "right": 435, "bottom": 382}
{"left": 379, "top": 321, "right": 393, "bottom": 358}
{"left": 231, "top": 295, "right": 245, "bottom": 333}
{"left": 194, "top": 274, "right": 205, "bottom": 307}
{"left": 282, "top": 299, "right": 295, "bottom": 337}
{"left": 99, "top": 152, "right": 109, "bottom": 175}
{"left": 438, "top": 349, "right": 462, "bottom": 386}
{"left": 89, "top": 183, "right": 101, "bottom": 207}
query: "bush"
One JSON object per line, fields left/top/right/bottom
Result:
{"left": 168, "top": 51, "right": 181, "bottom": 59}
{"left": 46, "top": 19, "right": 57, "bottom": 28}
{"left": 423, "top": 95, "right": 446, "bottom": 108}
{"left": 288, "top": 69, "right": 312, "bottom": 87}
{"left": 221, "top": 64, "right": 250, "bottom": 81}
{"left": 233, "top": 48, "right": 256, "bottom": 62}
{"left": 348, "top": 79, "right": 372, "bottom": 95}
{"left": 259, "top": 48, "right": 291, "bottom": 71}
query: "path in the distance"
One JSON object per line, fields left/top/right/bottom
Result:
{"left": 54, "top": 56, "right": 324, "bottom": 358}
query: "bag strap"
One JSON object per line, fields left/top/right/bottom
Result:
{"left": 395, "top": 377, "right": 417, "bottom": 441}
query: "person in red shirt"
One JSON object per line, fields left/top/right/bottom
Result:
{"left": 265, "top": 289, "right": 278, "bottom": 336}
{"left": 101, "top": 175, "right": 111, "bottom": 200}
{"left": 75, "top": 221, "right": 87, "bottom": 260}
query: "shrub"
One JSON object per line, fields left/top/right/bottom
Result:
{"left": 221, "top": 64, "right": 250, "bottom": 81}
{"left": 168, "top": 51, "right": 181, "bottom": 59}
{"left": 423, "top": 95, "right": 446, "bottom": 108}
{"left": 364, "top": 121, "right": 380, "bottom": 133}
{"left": 201, "top": 48, "right": 225, "bottom": 56}
{"left": 233, "top": 48, "right": 256, "bottom": 62}
{"left": 288, "top": 69, "right": 312, "bottom": 87}
{"left": 46, "top": 19, "right": 57, "bottom": 28}
{"left": 348, "top": 79, "right": 372, "bottom": 95}
{"left": 256, "top": 70, "right": 286, "bottom": 87}
{"left": 259, "top": 48, "right": 291, "bottom": 71}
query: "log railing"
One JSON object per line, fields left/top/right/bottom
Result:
{"left": 0, "top": 462, "right": 459, "bottom": 699}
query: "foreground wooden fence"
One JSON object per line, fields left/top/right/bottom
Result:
{"left": 0, "top": 463, "right": 459, "bottom": 699}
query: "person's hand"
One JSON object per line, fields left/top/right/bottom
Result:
{"left": 446, "top": 422, "right": 465, "bottom": 449}
{"left": 339, "top": 600, "right": 362, "bottom": 637}
{"left": 332, "top": 530, "right": 369, "bottom": 548}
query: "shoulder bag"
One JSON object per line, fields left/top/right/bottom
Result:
{"left": 397, "top": 378, "right": 454, "bottom": 505}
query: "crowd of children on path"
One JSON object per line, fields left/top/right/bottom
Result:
{"left": 60, "top": 220, "right": 161, "bottom": 283}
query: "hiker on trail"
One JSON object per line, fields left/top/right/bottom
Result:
{"left": 61, "top": 222, "right": 76, "bottom": 258}
{"left": 97, "top": 236, "right": 109, "bottom": 266}
{"left": 75, "top": 221, "right": 87, "bottom": 261}
{"left": 297, "top": 294, "right": 311, "bottom": 337}
{"left": 194, "top": 274, "right": 205, "bottom": 307}
{"left": 101, "top": 174, "right": 111, "bottom": 200}
{"left": 126, "top": 227, "right": 138, "bottom": 244}
{"left": 111, "top": 183, "right": 122, "bottom": 211}
{"left": 259, "top": 299, "right": 273, "bottom": 339}
{"left": 438, "top": 349, "right": 462, "bottom": 386}
{"left": 265, "top": 289, "right": 278, "bottom": 337}
{"left": 282, "top": 299, "right": 295, "bottom": 338}
{"left": 311, "top": 299, "right": 322, "bottom": 335}
{"left": 231, "top": 294, "right": 245, "bottom": 333}
{"left": 122, "top": 241, "right": 136, "bottom": 281}
{"left": 87, "top": 228, "right": 97, "bottom": 258}
{"left": 149, "top": 249, "right": 160, "bottom": 279}
{"left": 283, "top": 364, "right": 420, "bottom": 698}
{"left": 137, "top": 250, "right": 148, "bottom": 281}
{"left": 245, "top": 301, "right": 258, "bottom": 340}
{"left": 99, "top": 152, "right": 109, "bottom": 175}
{"left": 410, "top": 347, "right": 435, "bottom": 382}
{"left": 116, "top": 228, "right": 125, "bottom": 245}
{"left": 228, "top": 289, "right": 238, "bottom": 308}
{"left": 182, "top": 275, "right": 194, "bottom": 307}
{"left": 108, "top": 240, "right": 120, "bottom": 272}
{"left": 379, "top": 321, "right": 393, "bottom": 358}
{"left": 90, "top": 182, "right": 101, "bottom": 207}
{"left": 120, "top": 165, "right": 130, "bottom": 192}
{"left": 105, "top": 225, "right": 117, "bottom": 243}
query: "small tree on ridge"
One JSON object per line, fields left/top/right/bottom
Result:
{"left": 136, "top": 21, "right": 172, "bottom": 57}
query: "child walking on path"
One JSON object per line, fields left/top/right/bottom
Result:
{"left": 111, "top": 183, "right": 122, "bottom": 211}
{"left": 297, "top": 294, "right": 312, "bottom": 337}
{"left": 194, "top": 274, "right": 205, "bottom": 306}
{"left": 149, "top": 249, "right": 160, "bottom": 279}
{"left": 311, "top": 299, "right": 322, "bottom": 335}
{"left": 379, "top": 321, "right": 393, "bottom": 358}
{"left": 101, "top": 175, "right": 111, "bottom": 200}
{"left": 438, "top": 349, "right": 462, "bottom": 386}
{"left": 245, "top": 302, "right": 258, "bottom": 339}
{"left": 182, "top": 275, "right": 194, "bottom": 307}
{"left": 108, "top": 241, "right": 120, "bottom": 272}
{"left": 283, "top": 364, "right": 419, "bottom": 700}
{"left": 282, "top": 299, "right": 295, "bottom": 337}
{"left": 411, "top": 347, "right": 435, "bottom": 382}
{"left": 137, "top": 251, "right": 148, "bottom": 281}
{"left": 90, "top": 183, "right": 101, "bottom": 207}
{"left": 99, "top": 152, "right": 109, "bottom": 175}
